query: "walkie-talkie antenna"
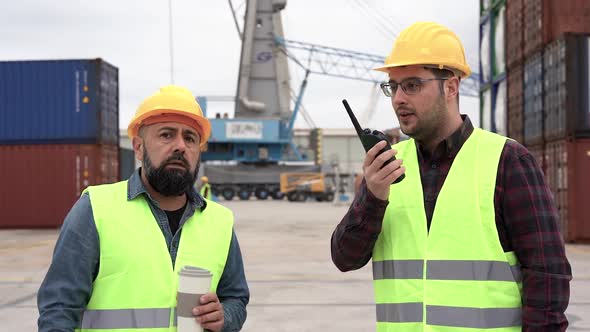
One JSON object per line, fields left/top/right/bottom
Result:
{"left": 342, "top": 99, "right": 364, "bottom": 138}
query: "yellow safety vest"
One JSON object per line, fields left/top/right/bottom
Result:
{"left": 78, "top": 181, "right": 233, "bottom": 332}
{"left": 373, "top": 128, "right": 522, "bottom": 332}
{"left": 200, "top": 183, "right": 212, "bottom": 200}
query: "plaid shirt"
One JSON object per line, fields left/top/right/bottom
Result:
{"left": 331, "top": 115, "right": 572, "bottom": 331}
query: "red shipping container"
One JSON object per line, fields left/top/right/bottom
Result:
{"left": 549, "top": 0, "right": 590, "bottom": 42}
{"left": 0, "top": 144, "right": 119, "bottom": 228}
{"left": 523, "top": 0, "right": 544, "bottom": 57}
{"left": 507, "top": 65, "right": 524, "bottom": 143}
{"left": 506, "top": 0, "right": 524, "bottom": 69}
{"left": 523, "top": 0, "right": 590, "bottom": 58}
{"left": 545, "top": 138, "right": 590, "bottom": 242}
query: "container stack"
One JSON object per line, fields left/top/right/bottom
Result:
{"left": 0, "top": 59, "right": 120, "bottom": 228}
{"left": 482, "top": 0, "right": 590, "bottom": 242}
{"left": 505, "top": 0, "right": 525, "bottom": 144}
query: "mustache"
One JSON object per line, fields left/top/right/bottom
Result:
{"left": 164, "top": 153, "right": 189, "bottom": 169}
{"left": 395, "top": 106, "right": 415, "bottom": 115}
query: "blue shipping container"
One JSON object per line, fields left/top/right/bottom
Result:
{"left": 0, "top": 59, "right": 119, "bottom": 144}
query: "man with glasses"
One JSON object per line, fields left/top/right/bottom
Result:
{"left": 331, "top": 21, "right": 571, "bottom": 331}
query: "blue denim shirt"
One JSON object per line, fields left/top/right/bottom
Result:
{"left": 37, "top": 168, "right": 249, "bottom": 331}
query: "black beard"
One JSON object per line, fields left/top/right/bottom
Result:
{"left": 143, "top": 148, "right": 198, "bottom": 197}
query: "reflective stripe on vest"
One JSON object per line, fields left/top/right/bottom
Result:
{"left": 376, "top": 303, "right": 423, "bottom": 323}
{"left": 373, "top": 259, "right": 522, "bottom": 282}
{"left": 376, "top": 304, "right": 522, "bottom": 328}
{"left": 373, "top": 129, "right": 522, "bottom": 331}
{"left": 426, "top": 305, "right": 521, "bottom": 328}
{"left": 81, "top": 308, "right": 172, "bottom": 329}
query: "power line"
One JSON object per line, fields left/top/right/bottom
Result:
{"left": 346, "top": 0, "right": 393, "bottom": 42}
{"left": 356, "top": 0, "right": 400, "bottom": 37}
{"left": 349, "top": 0, "right": 396, "bottom": 40}
{"left": 366, "top": 0, "right": 405, "bottom": 37}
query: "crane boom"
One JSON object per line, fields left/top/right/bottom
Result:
{"left": 276, "top": 37, "right": 480, "bottom": 97}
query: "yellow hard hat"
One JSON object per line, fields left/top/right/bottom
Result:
{"left": 201, "top": 176, "right": 208, "bottom": 182}
{"left": 374, "top": 22, "right": 471, "bottom": 78}
{"left": 127, "top": 85, "right": 211, "bottom": 146}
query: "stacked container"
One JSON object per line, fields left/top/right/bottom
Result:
{"left": 543, "top": 35, "right": 590, "bottom": 140}
{"left": 505, "top": 0, "right": 525, "bottom": 143}
{"left": 523, "top": 52, "right": 544, "bottom": 145}
{"left": 506, "top": 65, "right": 524, "bottom": 143}
{"left": 544, "top": 140, "right": 590, "bottom": 242}
{"left": 490, "top": 0, "right": 590, "bottom": 242}
{"left": 0, "top": 59, "right": 119, "bottom": 228}
{"left": 542, "top": 34, "right": 590, "bottom": 242}
{"left": 524, "top": 0, "right": 590, "bottom": 58}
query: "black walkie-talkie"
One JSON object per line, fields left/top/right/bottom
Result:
{"left": 342, "top": 99, "right": 405, "bottom": 184}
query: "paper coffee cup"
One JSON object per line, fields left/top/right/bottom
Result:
{"left": 177, "top": 266, "right": 212, "bottom": 332}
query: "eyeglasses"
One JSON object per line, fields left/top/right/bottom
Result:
{"left": 380, "top": 78, "right": 448, "bottom": 97}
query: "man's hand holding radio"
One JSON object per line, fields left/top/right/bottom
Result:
{"left": 363, "top": 140, "right": 405, "bottom": 201}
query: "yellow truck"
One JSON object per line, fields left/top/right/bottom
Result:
{"left": 279, "top": 172, "right": 335, "bottom": 202}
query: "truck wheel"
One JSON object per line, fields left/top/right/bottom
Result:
{"left": 296, "top": 191, "right": 309, "bottom": 202}
{"left": 255, "top": 187, "right": 269, "bottom": 200}
{"left": 221, "top": 187, "right": 235, "bottom": 201}
{"left": 271, "top": 190, "right": 285, "bottom": 200}
{"left": 238, "top": 188, "right": 251, "bottom": 200}
{"left": 323, "top": 192, "right": 335, "bottom": 202}
{"left": 287, "top": 191, "right": 298, "bottom": 202}
{"left": 211, "top": 186, "right": 220, "bottom": 197}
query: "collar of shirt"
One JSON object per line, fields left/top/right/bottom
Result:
{"left": 415, "top": 114, "right": 474, "bottom": 162}
{"left": 126, "top": 168, "right": 207, "bottom": 212}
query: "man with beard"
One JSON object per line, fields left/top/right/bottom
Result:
{"left": 38, "top": 85, "right": 249, "bottom": 332}
{"left": 331, "top": 22, "right": 571, "bottom": 331}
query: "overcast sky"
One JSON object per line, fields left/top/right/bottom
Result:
{"left": 0, "top": 0, "right": 480, "bottom": 131}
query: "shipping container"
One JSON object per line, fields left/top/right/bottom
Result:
{"left": 523, "top": 0, "right": 544, "bottom": 57}
{"left": 550, "top": 0, "right": 590, "bottom": 41}
{"left": 545, "top": 138, "right": 590, "bottom": 242}
{"left": 526, "top": 143, "right": 545, "bottom": 173}
{"left": 507, "top": 65, "right": 524, "bottom": 143}
{"left": 0, "top": 59, "right": 119, "bottom": 145}
{"left": 523, "top": 52, "right": 544, "bottom": 145}
{"left": 523, "top": 0, "right": 590, "bottom": 58}
{"left": 506, "top": 0, "right": 524, "bottom": 69}
{"left": 0, "top": 144, "right": 119, "bottom": 228}
{"left": 544, "top": 34, "right": 590, "bottom": 140}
